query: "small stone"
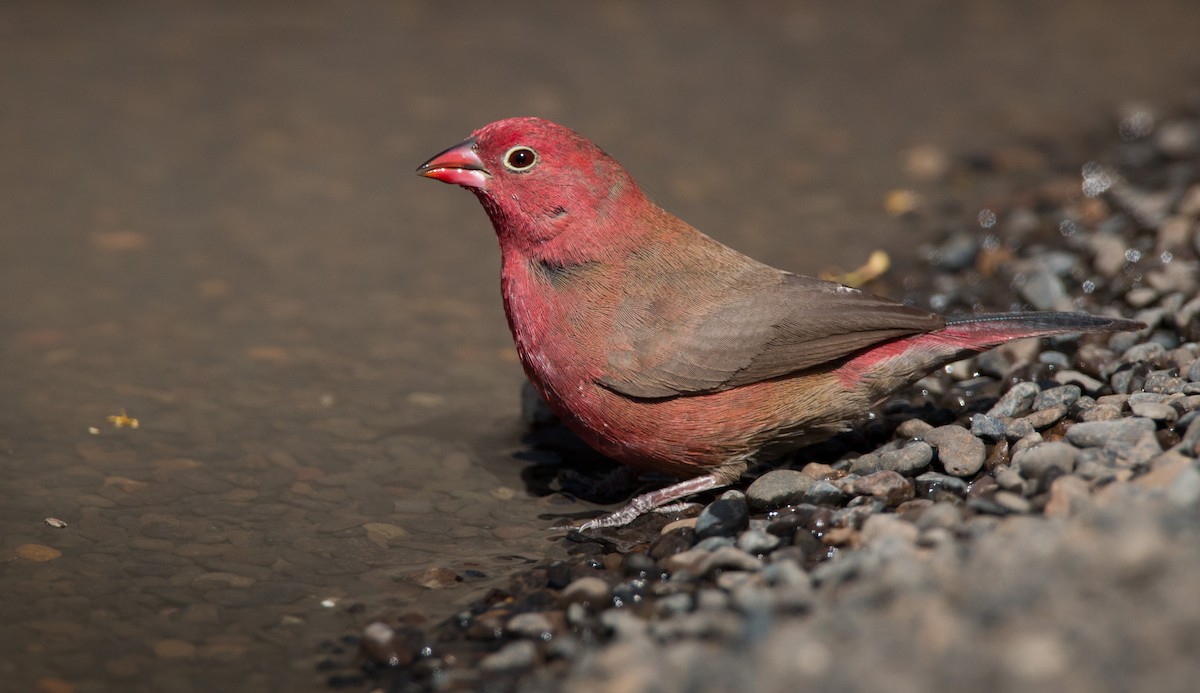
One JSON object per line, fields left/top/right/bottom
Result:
{"left": 1033, "top": 385, "right": 1081, "bottom": 410}
{"left": 850, "top": 470, "right": 915, "bottom": 505}
{"left": 1080, "top": 403, "right": 1123, "bottom": 421}
{"left": 746, "top": 470, "right": 816, "bottom": 512}
{"left": 851, "top": 441, "right": 933, "bottom": 476}
{"left": 994, "top": 467, "right": 1026, "bottom": 493}
{"left": 914, "top": 471, "right": 968, "bottom": 498}
{"left": 924, "top": 425, "right": 985, "bottom": 477}
{"left": 1016, "top": 405, "right": 1069, "bottom": 431}
{"left": 507, "top": 612, "right": 554, "bottom": 640}
{"left": 699, "top": 546, "right": 763, "bottom": 575}
{"left": 970, "top": 413, "right": 1008, "bottom": 441}
{"left": 1066, "top": 418, "right": 1157, "bottom": 448}
{"left": 1130, "top": 401, "right": 1178, "bottom": 423}
{"left": 803, "top": 480, "right": 849, "bottom": 506}
{"left": 695, "top": 497, "right": 750, "bottom": 539}
{"left": 15, "top": 544, "right": 61, "bottom": 562}
{"left": 480, "top": 640, "right": 536, "bottom": 671}
{"left": 1012, "top": 442, "right": 1077, "bottom": 481}
{"left": 561, "top": 577, "right": 611, "bottom": 608}
{"left": 736, "top": 528, "right": 782, "bottom": 555}
{"left": 988, "top": 382, "right": 1041, "bottom": 418}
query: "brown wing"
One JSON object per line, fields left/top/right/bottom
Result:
{"left": 597, "top": 271, "right": 944, "bottom": 399}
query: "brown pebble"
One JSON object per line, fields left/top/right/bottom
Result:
{"left": 406, "top": 567, "right": 460, "bottom": 589}
{"left": 16, "top": 544, "right": 62, "bottom": 562}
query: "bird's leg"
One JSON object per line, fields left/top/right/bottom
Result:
{"left": 577, "top": 462, "right": 746, "bottom": 531}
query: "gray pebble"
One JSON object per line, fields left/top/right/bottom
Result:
{"left": 1066, "top": 417, "right": 1157, "bottom": 448}
{"left": 851, "top": 441, "right": 933, "bottom": 476}
{"left": 914, "top": 471, "right": 968, "bottom": 498}
{"left": 1017, "top": 405, "right": 1069, "bottom": 431}
{"left": 803, "top": 480, "right": 849, "bottom": 506}
{"left": 1081, "top": 403, "right": 1124, "bottom": 421}
{"left": 746, "top": 470, "right": 816, "bottom": 512}
{"left": 988, "top": 381, "right": 1041, "bottom": 418}
{"left": 1012, "top": 442, "right": 1077, "bottom": 480}
{"left": 924, "top": 425, "right": 985, "bottom": 477}
{"left": 1034, "top": 385, "right": 1082, "bottom": 410}
{"left": 1130, "top": 401, "right": 1178, "bottom": 424}
{"left": 695, "top": 497, "right": 750, "bottom": 539}
{"left": 970, "top": 413, "right": 1008, "bottom": 441}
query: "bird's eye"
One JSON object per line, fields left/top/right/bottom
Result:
{"left": 503, "top": 146, "right": 538, "bottom": 172}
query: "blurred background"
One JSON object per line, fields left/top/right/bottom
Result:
{"left": 2, "top": 1, "right": 1199, "bottom": 690}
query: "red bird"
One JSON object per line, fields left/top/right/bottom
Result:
{"left": 417, "top": 117, "right": 1142, "bottom": 529}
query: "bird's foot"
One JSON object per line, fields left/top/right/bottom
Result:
{"left": 576, "top": 474, "right": 726, "bottom": 531}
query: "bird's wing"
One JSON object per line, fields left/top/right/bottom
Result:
{"left": 597, "top": 271, "right": 944, "bottom": 399}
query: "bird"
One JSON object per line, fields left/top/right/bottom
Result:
{"left": 416, "top": 117, "right": 1144, "bottom": 530}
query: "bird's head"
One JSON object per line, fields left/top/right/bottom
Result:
{"left": 417, "top": 117, "right": 645, "bottom": 253}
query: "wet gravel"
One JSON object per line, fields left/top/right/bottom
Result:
{"left": 330, "top": 103, "right": 1200, "bottom": 691}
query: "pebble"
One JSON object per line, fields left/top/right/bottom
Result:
{"left": 699, "top": 546, "right": 763, "bottom": 575}
{"left": 1130, "top": 401, "right": 1178, "bottom": 423}
{"left": 1033, "top": 385, "right": 1082, "bottom": 410}
{"left": 1012, "top": 442, "right": 1077, "bottom": 482}
{"left": 694, "top": 498, "right": 750, "bottom": 539}
{"left": 850, "top": 441, "right": 933, "bottom": 476}
{"left": 746, "top": 470, "right": 816, "bottom": 511}
{"left": 970, "top": 413, "right": 1008, "bottom": 441}
{"left": 913, "top": 471, "right": 968, "bottom": 498}
{"left": 1065, "top": 418, "right": 1157, "bottom": 448}
{"left": 923, "top": 425, "right": 985, "bottom": 477}
{"left": 988, "top": 382, "right": 1041, "bottom": 418}
{"left": 803, "top": 480, "right": 850, "bottom": 506}
{"left": 849, "top": 471, "right": 915, "bottom": 505}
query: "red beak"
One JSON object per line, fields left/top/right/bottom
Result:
{"left": 416, "top": 138, "right": 489, "bottom": 189}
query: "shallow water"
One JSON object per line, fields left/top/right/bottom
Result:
{"left": 2, "top": 1, "right": 1199, "bottom": 689}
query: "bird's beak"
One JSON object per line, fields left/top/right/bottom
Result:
{"left": 416, "top": 138, "right": 490, "bottom": 189}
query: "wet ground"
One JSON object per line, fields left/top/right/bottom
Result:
{"left": 3, "top": 2, "right": 1200, "bottom": 691}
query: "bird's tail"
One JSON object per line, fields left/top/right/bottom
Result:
{"left": 941, "top": 312, "right": 1145, "bottom": 347}
{"left": 838, "top": 312, "right": 1144, "bottom": 391}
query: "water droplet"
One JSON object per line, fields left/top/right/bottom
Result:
{"left": 1125, "top": 248, "right": 1142, "bottom": 263}
{"left": 1082, "top": 279, "right": 1096, "bottom": 294}
{"left": 1059, "top": 219, "right": 1077, "bottom": 237}
{"left": 1081, "top": 161, "right": 1112, "bottom": 197}
{"left": 1161, "top": 251, "right": 1173, "bottom": 263}
{"left": 977, "top": 208, "right": 997, "bottom": 228}
{"left": 982, "top": 234, "right": 1000, "bottom": 251}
